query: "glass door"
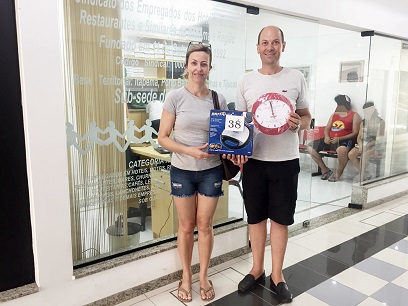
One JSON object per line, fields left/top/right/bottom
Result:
{"left": 364, "top": 34, "right": 408, "bottom": 182}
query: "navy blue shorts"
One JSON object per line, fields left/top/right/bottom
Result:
{"left": 170, "top": 165, "right": 224, "bottom": 198}
{"left": 242, "top": 158, "right": 299, "bottom": 226}
{"left": 312, "top": 138, "right": 355, "bottom": 152}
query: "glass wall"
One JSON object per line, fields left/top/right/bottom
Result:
{"left": 309, "top": 26, "right": 370, "bottom": 208}
{"left": 63, "top": 0, "right": 247, "bottom": 266}
{"left": 361, "top": 34, "right": 408, "bottom": 184}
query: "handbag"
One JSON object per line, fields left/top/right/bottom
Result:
{"left": 220, "top": 157, "right": 241, "bottom": 180}
{"left": 211, "top": 90, "right": 241, "bottom": 181}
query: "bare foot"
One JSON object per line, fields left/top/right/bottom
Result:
{"left": 200, "top": 280, "right": 215, "bottom": 301}
{"left": 177, "top": 280, "right": 192, "bottom": 302}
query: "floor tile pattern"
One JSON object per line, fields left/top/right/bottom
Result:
{"left": 117, "top": 204, "right": 408, "bottom": 306}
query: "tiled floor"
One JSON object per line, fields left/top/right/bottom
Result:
{"left": 117, "top": 195, "right": 408, "bottom": 306}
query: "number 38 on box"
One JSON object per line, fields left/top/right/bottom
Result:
{"left": 208, "top": 110, "right": 253, "bottom": 156}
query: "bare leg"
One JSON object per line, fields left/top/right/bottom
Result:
{"left": 174, "top": 195, "right": 196, "bottom": 301}
{"left": 248, "top": 220, "right": 267, "bottom": 278}
{"left": 196, "top": 194, "right": 218, "bottom": 300}
{"left": 361, "top": 148, "right": 375, "bottom": 178}
{"left": 335, "top": 146, "right": 349, "bottom": 178}
{"left": 348, "top": 147, "right": 361, "bottom": 171}
{"left": 308, "top": 146, "right": 330, "bottom": 174}
{"left": 270, "top": 220, "right": 288, "bottom": 284}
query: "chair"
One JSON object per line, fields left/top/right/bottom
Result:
{"left": 299, "top": 128, "right": 320, "bottom": 154}
{"left": 299, "top": 126, "right": 338, "bottom": 176}
{"left": 368, "top": 154, "right": 385, "bottom": 178}
{"left": 228, "top": 166, "right": 243, "bottom": 199}
{"left": 126, "top": 147, "right": 151, "bottom": 231}
{"left": 150, "top": 119, "right": 160, "bottom": 139}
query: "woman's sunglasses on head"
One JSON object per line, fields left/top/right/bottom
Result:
{"left": 187, "top": 41, "right": 211, "bottom": 50}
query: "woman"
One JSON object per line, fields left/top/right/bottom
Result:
{"left": 348, "top": 102, "right": 385, "bottom": 181}
{"left": 157, "top": 42, "right": 226, "bottom": 302}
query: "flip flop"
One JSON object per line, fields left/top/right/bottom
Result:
{"left": 200, "top": 280, "right": 215, "bottom": 301}
{"left": 177, "top": 280, "right": 192, "bottom": 302}
{"left": 321, "top": 169, "right": 333, "bottom": 180}
{"left": 328, "top": 175, "right": 340, "bottom": 182}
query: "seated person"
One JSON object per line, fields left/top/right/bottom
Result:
{"left": 146, "top": 99, "right": 164, "bottom": 121}
{"left": 308, "top": 94, "right": 361, "bottom": 182}
{"left": 146, "top": 100, "right": 164, "bottom": 139}
{"left": 348, "top": 102, "right": 385, "bottom": 181}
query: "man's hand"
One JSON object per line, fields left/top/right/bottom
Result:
{"left": 329, "top": 137, "right": 339, "bottom": 144}
{"left": 222, "top": 154, "right": 248, "bottom": 165}
{"left": 287, "top": 111, "right": 301, "bottom": 130}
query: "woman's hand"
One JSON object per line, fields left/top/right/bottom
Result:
{"left": 222, "top": 154, "right": 248, "bottom": 165}
{"left": 356, "top": 143, "right": 363, "bottom": 154}
{"left": 358, "top": 147, "right": 363, "bottom": 154}
{"left": 188, "top": 143, "right": 214, "bottom": 160}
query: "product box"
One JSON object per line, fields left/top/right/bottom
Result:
{"left": 208, "top": 110, "right": 253, "bottom": 156}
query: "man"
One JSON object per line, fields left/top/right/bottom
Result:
{"left": 308, "top": 95, "right": 361, "bottom": 182}
{"left": 235, "top": 26, "right": 311, "bottom": 303}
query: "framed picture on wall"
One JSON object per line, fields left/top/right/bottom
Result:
{"left": 291, "top": 66, "right": 311, "bottom": 88}
{"left": 339, "top": 60, "right": 364, "bottom": 83}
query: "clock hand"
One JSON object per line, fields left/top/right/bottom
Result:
{"left": 269, "top": 101, "right": 275, "bottom": 117}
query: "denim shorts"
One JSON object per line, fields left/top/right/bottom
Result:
{"left": 170, "top": 165, "right": 224, "bottom": 198}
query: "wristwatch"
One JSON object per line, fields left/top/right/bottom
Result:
{"left": 291, "top": 124, "right": 300, "bottom": 133}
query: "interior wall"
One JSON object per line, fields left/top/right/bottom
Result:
{"left": 313, "top": 26, "right": 369, "bottom": 125}
{"left": 0, "top": 0, "right": 35, "bottom": 292}
{"left": 13, "top": 1, "right": 78, "bottom": 301}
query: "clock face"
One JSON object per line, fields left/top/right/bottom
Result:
{"left": 252, "top": 93, "right": 294, "bottom": 135}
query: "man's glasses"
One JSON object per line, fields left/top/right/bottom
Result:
{"left": 187, "top": 41, "right": 211, "bottom": 51}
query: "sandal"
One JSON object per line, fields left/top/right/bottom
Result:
{"left": 177, "top": 280, "right": 192, "bottom": 302}
{"left": 328, "top": 175, "right": 340, "bottom": 182}
{"left": 320, "top": 169, "right": 333, "bottom": 180}
{"left": 200, "top": 280, "right": 215, "bottom": 301}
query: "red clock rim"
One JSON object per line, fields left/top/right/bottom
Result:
{"left": 252, "top": 92, "right": 294, "bottom": 135}
{"left": 255, "top": 93, "right": 293, "bottom": 111}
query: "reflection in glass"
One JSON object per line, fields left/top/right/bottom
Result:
{"left": 348, "top": 102, "right": 385, "bottom": 183}
{"left": 365, "top": 35, "right": 408, "bottom": 183}
{"left": 63, "top": 0, "right": 247, "bottom": 266}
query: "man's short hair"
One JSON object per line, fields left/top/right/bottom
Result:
{"left": 257, "top": 26, "right": 285, "bottom": 44}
